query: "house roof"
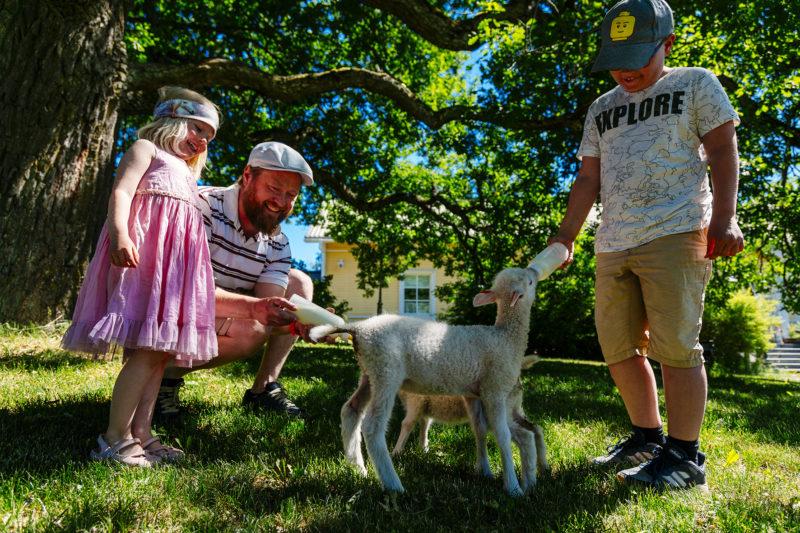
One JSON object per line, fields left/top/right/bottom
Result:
{"left": 304, "top": 222, "right": 332, "bottom": 242}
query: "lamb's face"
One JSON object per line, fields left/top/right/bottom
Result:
{"left": 493, "top": 267, "right": 538, "bottom": 307}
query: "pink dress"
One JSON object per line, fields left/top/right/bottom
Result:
{"left": 62, "top": 146, "right": 218, "bottom": 366}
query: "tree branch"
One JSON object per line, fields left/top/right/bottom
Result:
{"left": 126, "top": 59, "right": 582, "bottom": 132}
{"left": 361, "top": 0, "right": 554, "bottom": 51}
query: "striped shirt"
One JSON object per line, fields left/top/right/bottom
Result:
{"left": 198, "top": 184, "right": 291, "bottom": 292}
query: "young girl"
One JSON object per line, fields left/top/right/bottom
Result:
{"left": 62, "top": 86, "right": 220, "bottom": 466}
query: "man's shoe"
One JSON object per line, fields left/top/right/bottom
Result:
{"left": 616, "top": 445, "right": 708, "bottom": 491}
{"left": 592, "top": 429, "right": 662, "bottom": 466}
{"left": 242, "top": 382, "right": 303, "bottom": 417}
{"left": 155, "top": 377, "right": 184, "bottom": 419}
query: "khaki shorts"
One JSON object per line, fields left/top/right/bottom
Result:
{"left": 595, "top": 230, "right": 712, "bottom": 369}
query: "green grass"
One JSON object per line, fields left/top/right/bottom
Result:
{"left": 1, "top": 324, "right": 799, "bottom": 532}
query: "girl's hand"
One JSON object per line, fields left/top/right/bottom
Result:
{"left": 107, "top": 139, "right": 155, "bottom": 269}
{"left": 110, "top": 235, "right": 140, "bottom": 268}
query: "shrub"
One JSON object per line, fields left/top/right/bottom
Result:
{"left": 702, "top": 289, "right": 780, "bottom": 373}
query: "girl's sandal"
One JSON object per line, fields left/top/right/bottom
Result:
{"left": 90, "top": 435, "right": 157, "bottom": 467}
{"left": 141, "top": 436, "right": 185, "bottom": 463}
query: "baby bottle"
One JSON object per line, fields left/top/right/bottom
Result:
{"left": 527, "top": 242, "right": 569, "bottom": 281}
{"left": 289, "top": 294, "right": 346, "bottom": 327}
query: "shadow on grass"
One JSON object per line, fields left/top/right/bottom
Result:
{"left": 210, "top": 342, "right": 357, "bottom": 387}
{"left": 525, "top": 359, "right": 625, "bottom": 425}
{"left": 705, "top": 373, "right": 800, "bottom": 446}
{"left": 2, "top": 345, "right": 799, "bottom": 482}
{"left": 0, "top": 395, "right": 111, "bottom": 476}
{"left": 0, "top": 349, "right": 99, "bottom": 371}
{"left": 188, "top": 455, "right": 633, "bottom": 531}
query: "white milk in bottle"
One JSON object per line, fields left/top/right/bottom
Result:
{"left": 527, "top": 242, "right": 569, "bottom": 281}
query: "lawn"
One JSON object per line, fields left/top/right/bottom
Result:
{"left": 1, "top": 323, "right": 799, "bottom": 532}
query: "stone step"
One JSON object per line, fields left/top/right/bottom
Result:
{"left": 766, "top": 360, "right": 800, "bottom": 370}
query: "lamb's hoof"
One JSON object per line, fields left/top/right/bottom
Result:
{"left": 506, "top": 485, "right": 524, "bottom": 498}
{"left": 475, "top": 465, "right": 494, "bottom": 478}
{"left": 381, "top": 478, "right": 405, "bottom": 493}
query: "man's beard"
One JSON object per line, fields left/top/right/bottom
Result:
{"left": 243, "top": 187, "right": 289, "bottom": 235}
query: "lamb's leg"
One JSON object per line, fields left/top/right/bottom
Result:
{"left": 341, "top": 373, "right": 371, "bottom": 475}
{"left": 392, "top": 399, "right": 423, "bottom": 456}
{"left": 510, "top": 419, "right": 537, "bottom": 492}
{"left": 510, "top": 409, "right": 549, "bottom": 484}
{"left": 533, "top": 424, "right": 549, "bottom": 473}
{"left": 483, "top": 395, "right": 523, "bottom": 497}
{"left": 464, "top": 397, "right": 492, "bottom": 478}
{"left": 418, "top": 417, "right": 432, "bottom": 453}
{"left": 361, "top": 375, "right": 405, "bottom": 493}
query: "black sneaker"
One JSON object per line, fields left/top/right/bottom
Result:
{"left": 155, "top": 377, "right": 185, "bottom": 418}
{"left": 617, "top": 445, "right": 708, "bottom": 491}
{"left": 592, "top": 429, "right": 662, "bottom": 466}
{"left": 242, "top": 382, "right": 303, "bottom": 417}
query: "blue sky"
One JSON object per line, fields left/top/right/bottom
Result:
{"left": 283, "top": 218, "right": 321, "bottom": 267}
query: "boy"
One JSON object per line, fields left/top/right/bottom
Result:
{"left": 550, "top": 0, "right": 744, "bottom": 490}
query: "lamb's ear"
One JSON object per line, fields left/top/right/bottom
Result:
{"left": 472, "top": 290, "right": 496, "bottom": 307}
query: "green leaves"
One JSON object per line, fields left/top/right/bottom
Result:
{"left": 119, "top": 0, "right": 800, "bottom": 330}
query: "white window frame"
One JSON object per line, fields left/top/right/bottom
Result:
{"left": 399, "top": 269, "right": 436, "bottom": 318}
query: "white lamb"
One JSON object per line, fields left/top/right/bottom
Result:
{"left": 310, "top": 267, "right": 540, "bottom": 496}
{"left": 392, "top": 355, "right": 549, "bottom": 489}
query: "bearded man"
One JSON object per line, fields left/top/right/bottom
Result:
{"left": 156, "top": 142, "right": 315, "bottom": 419}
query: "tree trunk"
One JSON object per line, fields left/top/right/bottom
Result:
{"left": 0, "top": 0, "right": 126, "bottom": 323}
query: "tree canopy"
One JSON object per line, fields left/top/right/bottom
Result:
{"left": 2, "top": 0, "right": 798, "bottom": 344}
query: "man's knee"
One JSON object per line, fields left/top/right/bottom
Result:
{"left": 219, "top": 319, "right": 269, "bottom": 359}
{"left": 287, "top": 268, "right": 314, "bottom": 300}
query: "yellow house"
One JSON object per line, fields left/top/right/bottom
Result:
{"left": 305, "top": 224, "right": 455, "bottom": 321}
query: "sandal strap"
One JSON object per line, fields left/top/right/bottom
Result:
{"left": 140, "top": 437, "right": 161, "bottom": 450}
{"left": 109, "top": 437, "right": 143, "bottom": 456}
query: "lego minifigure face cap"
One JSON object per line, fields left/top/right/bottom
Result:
{"left": 591, "top": 0, "right": 674, "bottom": 73}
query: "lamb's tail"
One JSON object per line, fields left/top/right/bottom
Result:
{"left": 521, "top": 355, "right": 541, "bottom": 370}
{"left": 309, "top": 324, "right": 351, "bottom": 343}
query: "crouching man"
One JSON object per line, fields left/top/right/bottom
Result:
{"left": 157, "top": 142, "right": 316, "bottom": 418}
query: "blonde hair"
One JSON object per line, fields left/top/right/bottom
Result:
{"left": 137, "top": 86, "right": 220, "bottom": 178}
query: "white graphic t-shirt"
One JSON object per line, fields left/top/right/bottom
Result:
{"left": 578, "top": 67, "right": 740, "bottom": 253}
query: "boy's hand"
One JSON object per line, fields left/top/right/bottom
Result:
{"left": 547, "top": 235, "right": 575, "bottom": 268}
{"left": 706, "top": 215, "right": 744, "bottom": 259}
{"left": 109, "top": 235, "right": 140, "bottom": 268}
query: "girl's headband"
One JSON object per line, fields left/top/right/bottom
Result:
{"left": 153, "top": 99, "right": 219, "bottom": 133}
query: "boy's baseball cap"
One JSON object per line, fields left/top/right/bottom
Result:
{"left": 247, "top": 142, "right": 314, "bottom": 186}
{"left": 591, "top": 0, "right": 674, "bottom": 73}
